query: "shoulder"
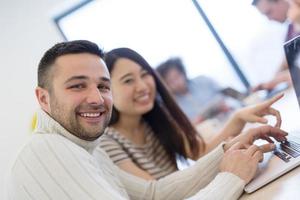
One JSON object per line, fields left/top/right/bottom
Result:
{"left": 99, "top": 128, "right": 129, "bottom": 151}
{"left": 189, "top": 75, "right": 220, "bottom": 91}
{"left": 101, "top": 128, "right": 124, "bottom": 144}
{"left": 11, "top": 134, "right": 91, "bottom": 170}
{"left": 9, "top": 134, "right": 95, "bottom": 187}
{"left": 17, "top": 134, "right": 72, "bottom": 155}
{"left": 100, "top": 127, "right": 131, "bottom": 148}
{"left": 30, "top": 133, "right": 86, "bottom": 154}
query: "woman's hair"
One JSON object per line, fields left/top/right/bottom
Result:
{"left": 104, "top": 48, "right": 205, "bottom": 161}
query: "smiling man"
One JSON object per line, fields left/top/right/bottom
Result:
{"left": 8, "top": 40, "right": 288, "bottom": 200}
{"left": 38, "top": 51, "right": 112, "bottom": 141}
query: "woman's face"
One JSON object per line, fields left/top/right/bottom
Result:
{"left": 110, "top": 58, "right": 156, "bottom": 117}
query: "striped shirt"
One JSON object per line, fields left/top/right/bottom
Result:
{"left": 99, "top": 125, "right": 177, "bottom": 179}
{"left": 8, "top": 109, "right": 245, "bottom": 200}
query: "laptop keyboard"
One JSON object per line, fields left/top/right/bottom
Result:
{"left": 274, "top": 140, "right": 300, "bottom": 163}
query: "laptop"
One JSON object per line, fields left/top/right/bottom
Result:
{"left": 244, "top": 35, "right": 300, "bottom": 193}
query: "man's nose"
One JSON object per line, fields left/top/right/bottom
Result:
{"left": 86, "top": 87, "right": 104, "bottom": 105}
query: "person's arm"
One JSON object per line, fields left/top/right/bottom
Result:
{"left": 252, "top": 58, "right": 289, "bottom": 92}
{"left": 253, "top": 70, "right": 292, "bottom": 91}
{"left": 117, "top": 160, "right": 154, "bottom": 180}
{"left": 119, "top": 143, "right": 245, "bottom": 200}
{"left": 201, "top": 93, "right": 283, "bottom": 155}
{"left": 119, "top": 125, "right": 288, "bottom": 200}
{"left": 277, "top": 58, "right": 289, "bottom": 72}
{"left": 252, "top": 59, "right": 292, "bottom": 92}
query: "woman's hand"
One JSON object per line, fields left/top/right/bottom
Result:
{"left": 204, "top": 94, "right": 284, "bottom": 156}
{"left": 233, "top": 93, "right": 284, "bottom": 128}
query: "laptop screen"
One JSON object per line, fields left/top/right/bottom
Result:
{"left": 284, "top": 35, "right": 300, "bottom": 107}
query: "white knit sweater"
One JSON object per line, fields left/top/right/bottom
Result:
{"left": 8, "top": 109, "right": 245, "bottom": 200}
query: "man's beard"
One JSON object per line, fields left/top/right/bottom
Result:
{"left": 49, "top": 97, "right": 111, "bottom": 141}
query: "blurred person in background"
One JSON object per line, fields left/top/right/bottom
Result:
{"left": 253, "top": 0, "right": 289, "bottom": 23}
{"left": 156, "top": 57, "right": 230, "bottom": 125}
{"left": 252, "top": 0, "right": 293, "bottom": 91}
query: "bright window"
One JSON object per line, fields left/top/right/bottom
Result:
{"left": 55, "top": 0, "right": 287, "bottom": 91}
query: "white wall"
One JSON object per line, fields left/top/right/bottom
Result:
{"left": 0, "top": 0, "right": 75, "bottom": 198}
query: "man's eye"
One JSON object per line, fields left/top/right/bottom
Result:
{"left": 69, "top": 84, "right": 85, "bottom": 89}
{"left": 98, "top": 85, "right": 110, "bottom": 91}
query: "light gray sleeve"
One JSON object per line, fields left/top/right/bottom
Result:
{"left": 118, "top": 143, "right": 245, "bottom": 200}
{"left": 186, "top": 172, "right": 245, "bottom": 200}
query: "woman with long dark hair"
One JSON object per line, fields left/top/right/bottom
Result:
{"left": 99, "top": 47, "right": 282, "bottom": 180}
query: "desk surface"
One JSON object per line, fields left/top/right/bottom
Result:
{"left": 240, "top": 88, "right": 300, "bottom": 199}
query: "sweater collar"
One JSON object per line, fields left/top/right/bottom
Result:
{"left": 35, "top": 109, "right": 102, "bottom": 153}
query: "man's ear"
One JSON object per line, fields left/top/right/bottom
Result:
{"left": 35, "top": 87, "right": 51, "bottom": 113}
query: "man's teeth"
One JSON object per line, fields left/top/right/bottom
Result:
{"left": 80, "top": 113, "right": 101, "bottom": 118}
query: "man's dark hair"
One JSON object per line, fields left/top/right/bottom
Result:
{"left": 38, "top": 40, "right": 104, "bottom": 89}
{"left": 156, "top": 57, "right": 188, "bottom": 81}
